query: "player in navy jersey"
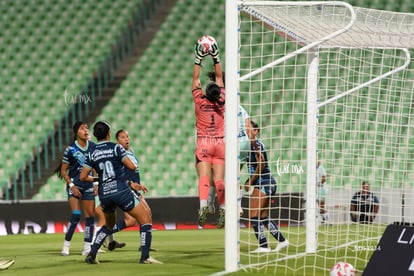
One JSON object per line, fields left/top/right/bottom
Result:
{"left": 97, "top": 129, "right": 155, "bottom": 252}
{"left": 56, "top": 121, "right": 96, "bottom": 256}
{"left": 80, "top": 121, "right": 161, "bottom": 264}
{"left": 244, "top": 121, "right": 289, "bottom": 253}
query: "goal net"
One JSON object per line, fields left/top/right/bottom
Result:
{"left": 225, "top": 1, "right": 414, "bottom": 275}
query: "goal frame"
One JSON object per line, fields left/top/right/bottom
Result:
{"left": 225, "top": 1, "right": 412, "bottom": 273}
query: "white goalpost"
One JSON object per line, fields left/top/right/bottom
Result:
{"left": 225, "top": 1, "right": 414, "bottom": 274}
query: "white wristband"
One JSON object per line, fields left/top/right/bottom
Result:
{"left": 93, "top": 181, "right": 99, "bottom": 186}
{"left": 69, "top": 183, "right": 75, "bottom": 188}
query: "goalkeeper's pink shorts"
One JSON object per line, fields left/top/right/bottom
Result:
{"left": 195, "top": 136, "right": 225, "bottom": 165}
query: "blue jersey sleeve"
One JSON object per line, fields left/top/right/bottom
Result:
{"left": 115, "top": 144, "right": 128, "bottom": 161}
{"left": 62, "top": 146, "right": 71, "bottom": 164}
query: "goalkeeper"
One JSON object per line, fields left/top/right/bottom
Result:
{"left": 205, "top": 69, "right": 252, "bottom": 218}
{"left": 192, "top": 37, "right": 226, "bottom": 229}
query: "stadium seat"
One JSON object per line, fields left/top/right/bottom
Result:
{"left": 0, "top": 0, "right": 146, "bottom": 198}
{"left": 32, "top": 0, "right": 414, "bottom": 200}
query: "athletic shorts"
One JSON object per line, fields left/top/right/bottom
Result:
{"left": 317, "top": 185, "right": 328, "bottom": 201}
{"left": 66, "top": 184, "right": 95, "bottom": 200}
{"left": 195, "top": 137, "right": 225, "bottom": 165}
{"left": 99, "top": 189, "right": 140, "bottom": 213}
{"left": 239, "top": 135, "right": 250, "bottom": 163}
{"left": 254, "top": 175, "right": 277, "bottom": 196}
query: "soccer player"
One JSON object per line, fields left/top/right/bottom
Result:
{"left": 204, "top": 71, "right": 252, "bottom": 166}
{"left": 317, "top": 160, "right": 330, "bottom": 223}
{"left": 115, "top": 129, "right": 156, "bottom": 252}
{"left": 80, "top": 121, "right": 161, "bottom": 264}
{"left": 244, "top": 120, "right": 289, "bottom": 253}
{"left": 192, "top": 38, "right": 226, "bottom": 228}
{"left": 205, "top": 68, "right": 252, "bottom": 217}
{"left": 57, "top": 121, "right": 96, "bottom": 256}
{"left": 350, "top": 181, "right": 379, "bottom": 223}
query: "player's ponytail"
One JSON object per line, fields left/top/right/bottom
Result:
{"left": 207, "top": 71, "right": 226, "bottom": 86}
{"left": 54, "top": 162, "right": 63, "bottom": 179}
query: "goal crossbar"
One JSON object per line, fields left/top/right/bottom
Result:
{"left": 240, "top": 1, "right": 414, "bottom": 82}
{"left": 241, "top": 1, "right": 414, "bottom": 49}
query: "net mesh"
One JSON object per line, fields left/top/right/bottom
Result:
{"left": 237, "top": 2, "right": 414, "bottom": 274}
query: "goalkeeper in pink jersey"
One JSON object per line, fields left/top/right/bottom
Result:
{"left": 192, "top": 36, "right": 226, "bottom": 228}
{"left": 205, "top": 70, "right": 252, "bottom": 218}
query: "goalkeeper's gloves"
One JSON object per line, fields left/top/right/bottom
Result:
{"left": 194, "top": 43, "right": 208, "bottom": 65}
{"left": 209, "top": 42, "right": 220, "bottom": 64}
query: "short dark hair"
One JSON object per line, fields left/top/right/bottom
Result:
{"left": 72, "top": 121, "right": 86, "bottom": 135}
{"left": 250, "top": 120, "right": 260, "bottom": 132}
{"left": 205, "top": 82, "right": 221, "bottom": 103}
{"left": 115, "top": 129, "right": 126, "bottom": 139}
{"left": 93, "top": 121, "right": 111, "bottom": 140}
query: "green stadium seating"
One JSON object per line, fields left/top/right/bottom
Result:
{"left": 27, "top": 0, "right": 414, "bottom": 199}
{"left": 0, "top": 0, "right": 145, "bottom": 197}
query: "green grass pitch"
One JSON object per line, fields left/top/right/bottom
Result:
{"left": 0, "top": 225, "right": 382, "bottom": 275}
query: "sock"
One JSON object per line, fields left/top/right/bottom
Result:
{"left": 64, "top": 210, "right": 81, "bottom": 242}
{"left": 83, "top": 242, "right": 91, "bottom": 252}
{"left": 207, "top": 185, "right": 216, "bottom": 208}
{"left": 107, "top": 234, "right": 114, "bottom": 243}
{"left": 252, "top": 217, "right": 268, "bottom": 248}
{"left": 84, "top": 217, "right": 95, "bottom": 243}
{"left": 214, "top": 179, "right": 225, "bottom": 207}
{"left": 198, "top": 175, "right": 210, "bottom": 204}
{"left": 89, "top": 226, "right": 112, "bottom": 259}
{"left": 112, "top": 219, "right": 127, "bottom": 234}
{"left": 262, "top": 217, "right": 286, "bottom": 242}
{"left": 92, "top": 226, "right": 101, "bottom": 243}
{"left": 140, "top": 224, "right": 152, "bottom": 261}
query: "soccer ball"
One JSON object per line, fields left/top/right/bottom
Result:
{"left": 330, "top": 262, "right": 356, "bottom": 276}
{"left": 196, "top": 35, "right": 216, "bottom": 55}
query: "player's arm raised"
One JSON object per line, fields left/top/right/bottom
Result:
{"left": 193, "top": 42, "right": 208, "bottom": 90}
{"left": 209, "top": 40, "right": 224, "bottom": 88}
